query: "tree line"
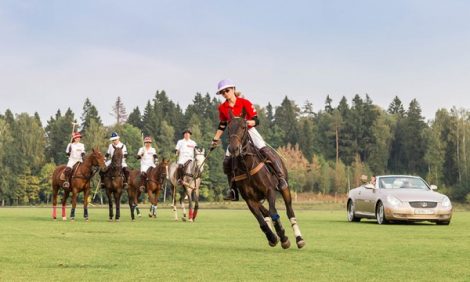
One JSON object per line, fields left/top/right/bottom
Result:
{"left": 1, "top": 91, "right": 470, "bottom": 205}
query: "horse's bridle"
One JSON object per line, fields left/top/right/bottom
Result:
{"left": 228, "top": 118, "right": 251, "bottom": 157}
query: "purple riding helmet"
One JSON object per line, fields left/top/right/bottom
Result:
{"left": 217, "top": 79, "right": 236, "bottom": 94}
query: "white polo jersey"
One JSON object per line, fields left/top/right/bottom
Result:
{"left": 106, "top": 141, "right": 128, "bottom": 167}
{"left": 66, "top": 142, "right": 85, "bottom": 168}
{"left": 138, "top": 146, "right": 157, "bottom": 172}
{"left": 175, "top": 138, "right": 197, "bottom": 165}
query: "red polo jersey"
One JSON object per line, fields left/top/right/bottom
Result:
{"left": 218, "top": 98, "right": 257, "bottom": 127}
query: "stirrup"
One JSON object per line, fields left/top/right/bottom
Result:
{"left": 223, "top": 189, "right": 239, "bottom": 201}
{"left": 62, "top": 181, "right": 70, "bottom": 188}
{"left": 139, "top": 185, "right": 145, "bottom": 192}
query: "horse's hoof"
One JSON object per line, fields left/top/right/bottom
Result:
{"left": 132, "top": 219, "right": 135, "bottom": 222}
{"left": 296, "top": 236, "right": 306, "bottom": 249}
{"left": 152, "top": 214, "right": 156, "bottom": 218}
{"left": 115, "top": 219, "right": 120, "bottom": 222}
{"left": 281, "top": 239, "right": 291, "bottom": 249}
{"left": 70, "top": 218, "right": 75, "bottom": 222}
{"left": 269, "top": 239, "right": 278, "bottom": 247}
{"left": 148, "top": 214, "right": 152, "bottom": 218}
{"left": 189, "top": 219, "right": 193, "bottom": 223}
{"left": 85, "top": 218, "right": 89, "bottom": 222}
{"left": 182, "top": 217, "right": 186, "bottom": 222}
{"left": 137, "top": 214, "right": 142, "bottom": 218}
{"left": 62, "top": 217, "right": 67, "bottom": 221}
{"left": 53, "top": 217, "right": 57, "bottom": 221}
{"left": 108, "top": 219, "right": 113, "bottom": 222}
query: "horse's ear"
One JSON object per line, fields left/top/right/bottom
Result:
{"left": 112, "top": 144, "right": 116, "bottom": 149}
{"left": 241, "top": 107, "right": 247, "bottom": 119}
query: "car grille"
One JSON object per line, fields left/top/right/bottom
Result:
{"left": 409, "top": 201, "right": 437, "bottom": 208}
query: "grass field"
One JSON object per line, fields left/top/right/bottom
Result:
{"left": 1, "top": 205, "right": 470, "bottom": 281}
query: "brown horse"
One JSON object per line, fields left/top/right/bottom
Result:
{"left": 102, "top": 145, "right": 125, "bottom": 221}
{"left": 51, "top": 148, "right": 106, "bottom": 221}
{"left": 226, "top": 110, "right": 305, "bottom": 249}
{"left": 127, "top": 169, "right": 143, "bottom": 220}
{"left": 168, "top": 147, "right": 205, "bottom": 222}
{"left": 146, "top": 159, "right": 169, "bottom": 218}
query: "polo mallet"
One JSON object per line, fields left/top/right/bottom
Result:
{"left": 70, "top": 121, "right": 79, "bottom": 143}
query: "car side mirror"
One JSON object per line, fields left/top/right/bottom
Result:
{"left": 364, "top": 183, "right": 375, "bottom": 189}
{"left": 430, "top": 185, "right": 437, "bottom": 190}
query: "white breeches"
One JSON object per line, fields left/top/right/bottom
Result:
{"left": 105, "top": 160, "right": 127, "bottom": 167}
{"left": 225, "top": 127, "right": 267, "bottom": 156}
{"left": 66, "top": 159, "right": 81, "bottom": 168}
{"left": 141, "top": 164, "right": 156, "bottom": 173}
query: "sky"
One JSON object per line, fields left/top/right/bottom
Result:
{"left": 1, "top": 0, "right": 470, "bottom": 126}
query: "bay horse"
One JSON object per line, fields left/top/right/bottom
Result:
{"left": 102, "top": 145, "right": 125, "bottom": 221}
{"left": 51, "top": 148, "right": 106, "bottom": 221}
{"left": 127, "top": 169, "right": 143, "bottom": 221}
{"left": 168, "top": 147, "right": 205, "bottom": 222}
{"left": 226, "top": 110, "right": 305, "bottom": 249}
{"left": 145, "top": 159, "right": 169, "bottom": 218}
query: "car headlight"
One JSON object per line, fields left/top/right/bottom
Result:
{"left": 441, "top": 197, "right": 452, "bottom": 208}
{"left": 386, "top": 195, "right": 401, "bottom": 207}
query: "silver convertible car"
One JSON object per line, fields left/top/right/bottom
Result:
{"left": 347, "top": 175, "right": 453, "bottom": 225}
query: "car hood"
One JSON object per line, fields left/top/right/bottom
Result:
{"left": 384, "top": 189, "right": 446, "bottom": 202}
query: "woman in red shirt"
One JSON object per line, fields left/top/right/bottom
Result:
{"left": 211, "top": 79, "right": 288, "bottom": 201}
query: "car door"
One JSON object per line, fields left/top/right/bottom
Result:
{"left": 356, "top": 184, "right": 377, "bottom": 216}
{"left": 354, "top": 186, "right": 367, "bottom": 214}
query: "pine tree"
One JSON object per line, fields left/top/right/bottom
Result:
{"left": 111, "top": 96, "right": 128, "bottom": 125}
{"left": 81, "top": 98, "right": 102, "bottom": 133}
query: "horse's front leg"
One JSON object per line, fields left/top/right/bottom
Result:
{"left": 70, "top": 189, "right": 78, "bottom": 221}
{"left": 106, "top": 189, "right": 113, "bottom": 221}
{"left": 180, "top": 190, "right": 187, "bottom": 221}
{"left": 266, "top": 186, "right": 289, "bottom": 249}
{"left": 147, "top": 189, "right": 157, "bottom": 218}
{"left": 115, "top": 191, "right": 122, "bottom": 221}
{"left": 52, "top": 186, "right": 58, "bottom": 220}
{"left": 192, "top": 187, "right": 200, "bottom": 221}
{"left": 61, "top": 190, "right": 69, "bottom": 221}
{"left": 83, "top": 186, "right": 90, "bottom": 221}
{"left": 171, "top": 185, "right": 178, "bottom": 221}
{"left": 280, "top": 187, "right": 305, "bottom": 248}
{"left": 245, "top": 198, "right": 278, "bottom": 247}
{"left": 128, "top": 189, "right": 135, "bottom": 221}
{"left": 187, "top": 188, "right": 194, "bottom": 222}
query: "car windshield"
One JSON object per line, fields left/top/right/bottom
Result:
{"left": 378, "top": 177, "right": 429, "bottom": 190}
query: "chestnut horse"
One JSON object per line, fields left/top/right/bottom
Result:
{"left": 146, "top": 159, "right": 169, "bottom": 218}
{"left": 102, "top": 146, "right": 124, "bottom": 221}
{"left": 226, "top": 110, "right": 305, "bottom": 249}
{"left": 51, "top": 148, "right": 106, "bottom": 221}
{"left": 168, "top": 147, "right": 205, "bottom": 222}
{"left": 127, "top": 169, "right": 143, "bottom": 221}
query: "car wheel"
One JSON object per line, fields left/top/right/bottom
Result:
{"left": 376, "top": 201, "right": 388, "bottom": 224}
{"left": 436, "top": 220, "right": 450, "bottom": 225}
{"left": 347, "top": 200, "right": 360, "bottom": 222}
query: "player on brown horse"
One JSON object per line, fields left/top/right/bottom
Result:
{"left": 101, "top": 145, "right": 125, "bottom": 221}
{"left": 145, "top": 159, "right": 169, "bottom": 218}
{"left": 51, "top": 147, "right": 106, "bottom": 221}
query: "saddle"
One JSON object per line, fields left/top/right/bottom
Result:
{"left": 59, "top": 163, "right": 81, "bottom": 181}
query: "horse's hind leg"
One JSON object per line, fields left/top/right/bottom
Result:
{"left": 128, "top": 192, "right": 135, "bottom": 221}
{"left": 280, "top": 188, "right": 305, "bottom": 249}
{"left": 246, "top": 199, "right": 278, "bottom": 247}
{"left": 192, "top": 189, "right": 199, "bottom": 221}
{"left": 265, "top": 189, "right": 290, "bottom": 249}
{"left": 70, "top": 191, "right": 78, "bottom": 221}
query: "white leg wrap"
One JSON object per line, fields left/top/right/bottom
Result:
{"left": 264, "top": 217, "right": 274, "bottom": 232}
{"left": 290, "top": 217, "right": 302, "bottom": 237}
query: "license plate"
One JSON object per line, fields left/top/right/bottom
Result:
{"left": 415, "top": 209, "right": 434, "bottom": 215}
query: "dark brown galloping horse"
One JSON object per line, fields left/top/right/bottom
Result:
{"left": 51, "top": 148, "right": 106, "bottom": 221}
{"left": 102, "top": 145, "right": 125, "bottom": 221}
{"left": 127, "top": 169, "right": 143, "bottom": 221}
{"left": 146, "top": 159, "right": 169, "bottom": 218}
{"left": 226, "top": 110, "right": 305, "bottom": 249}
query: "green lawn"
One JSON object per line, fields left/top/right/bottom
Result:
{"left": 0, "top": 206, "right": 469, "bottom": 281}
